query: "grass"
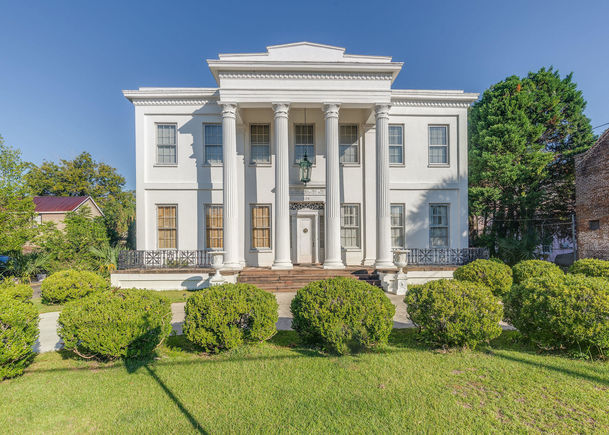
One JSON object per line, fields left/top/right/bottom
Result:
{"left": 1, "top": 330, "right": 608, "bottom": 434}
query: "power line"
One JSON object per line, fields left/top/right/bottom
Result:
{"left": 592, "top": 122, "right": 609, "bottom": 130}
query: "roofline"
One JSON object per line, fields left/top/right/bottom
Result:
{"left": 34, "top": 196, "right": 104, "bottom": 216}
{"left": 76, "top": 196, "right": 104, "bottom": 217}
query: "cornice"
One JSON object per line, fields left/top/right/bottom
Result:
{"left": 218, "top": 71, "right": 393, "bottom": 81}
{"left": 131, "top": 98, "right": 211, "bottom": 106}
{"left": 391, "top": 89, "right": 479, "bottom": 108}
{"left": 391, "top": 100, "right": 473, "bottom": 108}
{"left": 123, "top": 88, "right": 219, "bottom": 106}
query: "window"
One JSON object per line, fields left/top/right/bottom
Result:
{"left": 204, "top": 124, "right": 223, "bottom": 165}
{"left": 429, "top": 125, "right": 448, "bottom": 165}
{"left": 430, "top": 204, "right": 449, "bottom": 248}
{"left": 589, "top": 220, "right": 600, "bottom": 231}
{"left": 389, "top": 125, "right": 403, "bottom": 164}
{"left": 251, "top": 205, "right": 271, "bottom": 249}
{"left": 294, "top": 124, "right": 314, "bottom": 164}
{"left": 339, "top": 125, "right": 359, "bottom": 163}
{"left": 250, "top": 124, "right": 270, "bottom": 164}
{"left": 156, "top": 124, "right": 177, "bottom": 165}
{"left": 157, "top": 205, "right": 177, "bottom": 249}
{"left": 341, "top": 204, "right": 360, "bottom": 249}
{"left": 391, "top": 204, "right": 405, "bottom": 248}
{"left": 205, "top": 205, "right": 223, "bottom": 249}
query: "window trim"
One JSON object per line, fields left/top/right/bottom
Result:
{"left": 428, "top": 124, "right": 450, "bottom": 167}
{"left": 156, "top": 204, "right": 178, "bottom": 250}
{"left": 155, "top": 123, "right": 178, "bottom": 166}
{"left": 202, "top": 122, "right": 223, "bottom": 166}
{"left": 248, "top": 123, "right": 272, "bottom": 166}
{"left": 429, "top": 203, "right": 450, "bottom": 248}
{"left": 250, "top": 203, "right": 272, "bottom": 251}
{"left": 339, "top": 123, "right": 360, "bottom": 166}
{"left": 340, "top": 203, "right": 361, "bottom": 250}
{"left": 293, "top": 123, "right": 316, "bottom": 166}
{"left": 388, "top": 123, "right": 405, "bottom": 167}
{"left": 391, "top": 203, "right": 406, "bottom": 249}
{"left": 204, "top": 204, "right": 223, "bottom": 250}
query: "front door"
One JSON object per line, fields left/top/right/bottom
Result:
{"left": 296, "top": 216, "right": 314, "bottom": 264}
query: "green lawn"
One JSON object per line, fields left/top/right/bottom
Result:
{"left": 1, "top": 330, "right": 608, "bottom": 433}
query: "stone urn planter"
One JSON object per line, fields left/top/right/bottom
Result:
{"left": 392, "top": 249, "right": 409, "bottom": 295}
{"left": 209, "top": 251, "right": 226, "bottom": 286}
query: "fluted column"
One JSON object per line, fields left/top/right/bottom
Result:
{"left": 221, "top": 102, "right": 241, "bottom": 270}
{"left": 272, "top": 103, "right": 293, "bottom": 270}
{"left": 323, "top": 103, "right": 345, "bottom": 269}
{"left": 375, "top": 104, "right": 394, "bottom": 269}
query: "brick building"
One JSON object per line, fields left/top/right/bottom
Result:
{"left": 575, "top": 129, "right": 609, "bottom": 259}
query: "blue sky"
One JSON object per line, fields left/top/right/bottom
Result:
{"left": 1, "top": 0, "right": 608, "bottom": 189}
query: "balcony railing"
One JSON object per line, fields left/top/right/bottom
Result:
{"left": 406, "top": 248, "right": 489, "bottom": 266}
{"left": 117, "top": 250, "right": 213, "bottom": 270}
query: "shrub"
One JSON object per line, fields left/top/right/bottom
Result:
{"left": 453, "top": 259, "right": 513, "bottom": 297}
{"left": 41, "top": 269, "right": 108, "bottom": 304}
{"left": 290, "top": 277, "right": 395, "bottom": 355}
{"left": 404, "top": 279, "right": 503, "bottom": 348}
{"left": 58, "top": 289, "right": 172, "bottom": 360}
{"left": 0, "top": 297, "right": 39, "bottom": 380}
{"left": 569, "top": 258, "right": 609, "bottom": 279}
{"left": 0, "top": 280, "right": 33, "bottom": 301}
{"left": 512, "top": 260, "right": 563, "bottom": 284}
{"left": 183, "top": 283, "right": 278, "bottom": 353}
{"left": 504, "top": 274, "right": 609, "bottom": 353}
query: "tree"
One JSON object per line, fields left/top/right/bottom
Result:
{"left": 469, "top": 68, "right": 595, "bottom": 263}
{"left": 25, "top": 152, "right": 134, "bottom": 244}
{"left": 0, "top": 136, "right": 36, "bottom": 252}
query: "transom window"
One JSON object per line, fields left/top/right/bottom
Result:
{"left": 294, "top": 124, "right": 314, "bottom": 164}
{"left": 205, "top": 205, "right": 223, "bottom": 249}
{"left": 339, "top": 125, "right": 359, "bottom": 163}
{"left": 251, "top": 205, "right": 271, "bottom": 249}
{"left": 250, "top": 124, "right": 271, "bottom": 164}
{"left": 341, "top": 204, "right": 360, "bottom": 249}
{"left": 429, "top": 125, "right": 449, "bottom": 165}
{"left": 391, "top": 204, "right": 405, "bottom": 248}
{"left": 157, "top": 205, "right": 177, "bottom": 249}
{"left": 430, "top": 204, "right": 449, "bottom": 248}
{"left": 204, "top": 124, "right": 223, "bottom": 165}
{"left": 156, "top": 124, "right": 177, "bottom": 165}
{"left": 389, "top": 125, "right": 404, "bottom": 164}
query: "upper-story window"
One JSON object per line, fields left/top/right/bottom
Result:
{"left": 204, "top": 124, "right": 223, "bottom": 165}
{"left": 389, "top": 125, "right": 404, "bottom": 165}
{"left": 339, "top": 125, "right": 359, "bottom": 164}
{"left": 156, "top": 124, "right": 177, "bottom": 165}
{"left": 429, "top": 125, "right": 449, "bottom": 165}
{"left": 250, "top": 124, "right": 271, "bottom": 164}
{"left": 294, "top": 124, "right": 314, "bottom": 164}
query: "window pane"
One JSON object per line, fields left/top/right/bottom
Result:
{"left": 250, "top": 125, "right": 270, "bottom": 164}
{"left": 391, "top": 228, "right": 404, "bottom": 248}
{"left": 295, "top": 124, "right": 314, "bottom": 163}
{"left": 389, "top": 125, "right": 403, "bottom": 145}
{"left": 429, "top": 146, "right": 447, "bottom": 164}
{"left": 295, "top": 145, "right": 314, "bottom": 163}
{"left": 389, "top": 145, "right": 403, "bottom": 164}
{"left": 157, "top": 125, "right": 176, "bottom": 145}
{"left": 340, "top": 204, "right": 360, "bottom": 248}
{"left": 157, "top": 206, "right": 177, "bottom": 249}
{"left": 206, "top": 205, "right": 223, "bottom": 249}
{"left": 251, "top": 205, "right": 271, "bottom": 249}
{"left": 430, "top": 205, "right": 448, "bottom": 248}
{"left": 429, "top": 126, "right": 447, "bottom": 145}
{"left": 205, "top": 124, "right": 223, "bottom": 164}
{"left": 430, "top": 228, "right": 448, "bottom": 247}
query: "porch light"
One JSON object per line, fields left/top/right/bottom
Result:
{"left": 299, "top": 152, "right": 312, "bottom": 185}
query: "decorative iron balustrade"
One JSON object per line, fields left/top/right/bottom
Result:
{"left": 406, "top": 248, "right": 489, "bottom": 266}
{"left": 118, "top": 250, "right": 213, "bottom": 270}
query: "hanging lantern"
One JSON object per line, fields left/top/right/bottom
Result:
{"left": 299, "top": 151, "right": 312, "bottom": 184}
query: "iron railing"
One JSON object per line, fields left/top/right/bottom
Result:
{"left": 406, "top": 248, "right": 489, "bottom": 266}
{"left": 578, "top": 250, "right": 609, "bottom": 261}
{"left": 118, "top": 250, "right": 213, "bottom": 270}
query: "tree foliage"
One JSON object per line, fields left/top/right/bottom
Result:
{"left": 469, "top": 68, "right": 595, "bottom": 263}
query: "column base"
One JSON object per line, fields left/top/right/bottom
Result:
{"left": 271, "top": 260, "right": 293, "bottom": 270}
{"left": 323, "top": 260, "right": 345, "bottom": 270}
{"left": 222, "top": 262, "right": 243, "bottom": 271}
{"left": 362, "top": 258, "right": 376, "bottom": 267}
{"left": 375, "top": 260, "right": 396, "bottom": 271}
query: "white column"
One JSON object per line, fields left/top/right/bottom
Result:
{"left": 272, "top": 103, "right": 293, "bottom": 270}
{"left": 375, "top": 104, "right": 395, "bottom": 269}
{"left": 323, "top": 103, "right": 345, "bottom": 269}
{"left": 221, "top": 102, "right": 241, "bottom": 270}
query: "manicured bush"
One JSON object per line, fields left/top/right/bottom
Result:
{"left": 290, "top": 277, "right": 395, "bottom": 355}
{"left": 58, "top": 289, "right": 172, "bottom": 360}
{"left": 453, "top": 259, "right": 513, "bottom": 297}
{"left": 512, "top": 260, "right": 563, "bottom": 285}
{"left": 41, "top": 269, "right": 108, "bottom": 304}
{"left": 0, "top": 281, "right": 33, "bottom": 302}
{"left": 504, "top": 274, "right": 609, "bottom": 353}
{"left": 183, "top": 283, "right": 278, "bottom": 353}
{"left": 569, "top": 258, "right": 609, "bottom": 279}
{"left": 404, "top": 279, "right": 503, "bottom": 348}
{"left": 0, "top": 297, "right": 39, "bottom": 380}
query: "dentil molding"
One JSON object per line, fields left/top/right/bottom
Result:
{"left": 219, "top": 71, "right": 393, "bottom": 81}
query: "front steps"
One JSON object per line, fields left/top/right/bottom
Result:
{"left": 237, "top": 266, "right": 380, "bottom": 292}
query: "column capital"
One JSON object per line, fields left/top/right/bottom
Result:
{"left": 219, "top": 102, "right": 237, "bottom": 118}
{"left": 322, "top": 103, "right": 341, "bottom": 118}
{"left": 375, "top": 104, "right": 391, "bottom": 119}
{"left": 272, "top": 103, "right": 290, "bottom": 118}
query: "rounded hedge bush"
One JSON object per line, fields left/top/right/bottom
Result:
{"left": 512, "top": 260, "right": 563, "bottom": 285}
{"left": 0, "top": 282, "right": 33, "bottom": 302}
{"left": 453, "top": 259, "right": 513, "bottom": 297}
{"left": 0, "top": 297, "right": 39, "bottom": 380}
{"left": 183, "top": 283, "right": 278, "bottom": 353}
{"left": 290, "top": 277, "right": 395, "bottom": 355}
{"left": 404, "top": 279, "right": 503, "bottom": 348}
{"left": 41, "top": 270, "right": 108, "bottom": 304}
{"left": 58, "top": 289, "right": 172, "bottom": 360}
{"left": 568, "top": 258, "right": 609, "bottom": 279}
{"left": 504, "top": 274, "right": 609, "bottom": 353}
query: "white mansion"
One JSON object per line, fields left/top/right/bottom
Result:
{"left": 123, "top": 42, "right": 478, "bottom": 272}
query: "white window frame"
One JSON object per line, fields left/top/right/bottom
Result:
{"left": 249, "top": 123, "right": 271, "bottom": 165}
{"left": 294, "top": 123, "right": 315, "bottom": 165}
{"left": 250, "top": 204, "right": 272, "bottom": 251}
{"left": 205, "top": 204, "right": 223, "bottom": 250}
{"left": 391, "top": 203, "right": 405, "bottom": 248}
{"left": 339, "top": 124, "right": 360, "bottom": 165}
{"left": 203, "top": 123, "right": 223, "bottom": 166}
{"left": 340, "top": 204, "right": 361, "bottom": 249}
{"left": 389, "top": 124, "right": 404, "bottom": 166}
{"left": 155, "top": 123, "right": 177, "bottom": 166}
{"left": 157, "top": 204, "right": 178, "bottom": 250}
{"left": 429, "top": 204, "right": 449, "bottom": 248}
{"left": 428, "top": 125, "right": 449, "bottom": 166}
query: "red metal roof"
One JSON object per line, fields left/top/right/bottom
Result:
{"left": 33, "top": 196, "right": 90, "bottom": 213}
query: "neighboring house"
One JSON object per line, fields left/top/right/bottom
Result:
{"left": 575, "top": 128, "right": 609, "bottom": 260}
{"left": 33, "top": 196, "right": 104, "bottom": 230}
{"left": 122, "top": 42, "right": 478, "bottom": 270}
